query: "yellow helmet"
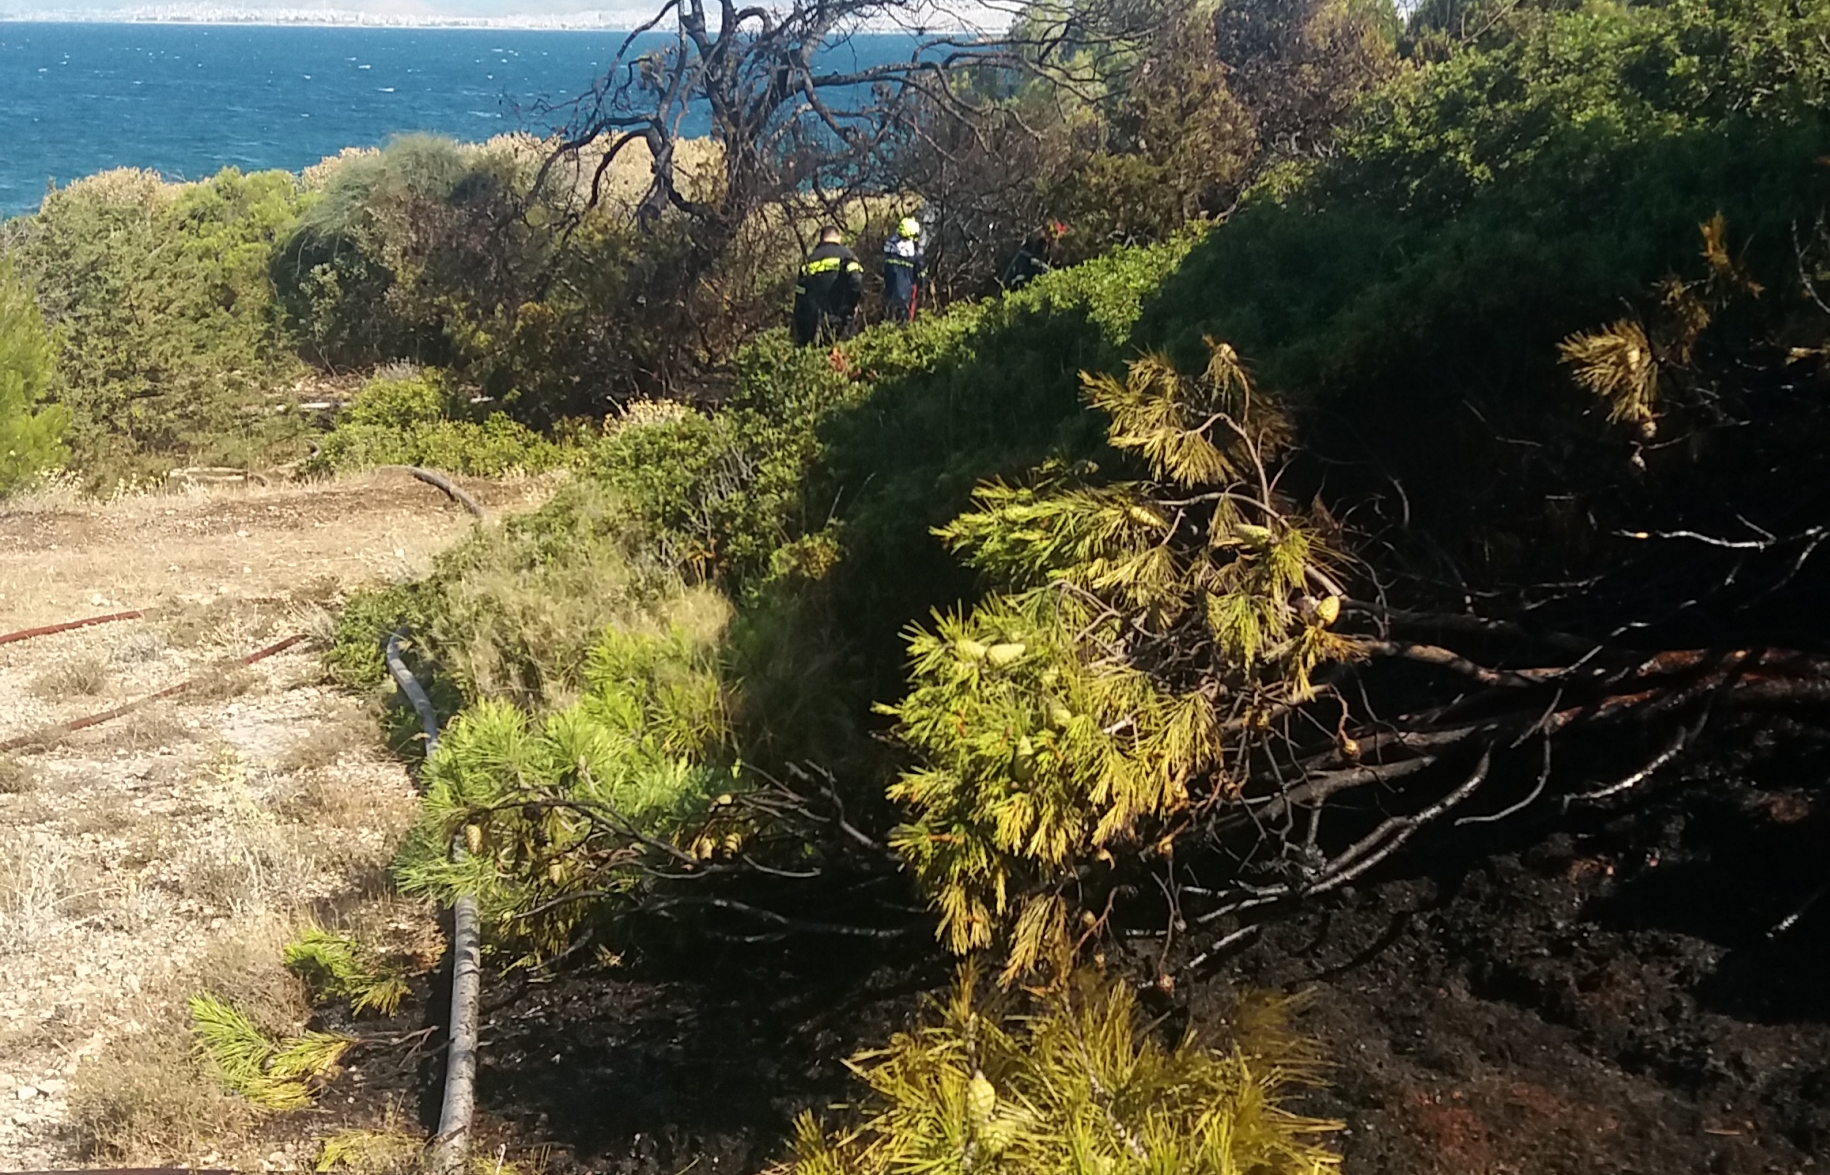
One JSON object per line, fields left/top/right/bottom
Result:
{"left": 898, "top": 216, "right": 921, "bottom": 239}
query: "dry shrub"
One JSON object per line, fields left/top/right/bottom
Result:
{"left": 289, "top": 599, "right": 340, "bottom": 651}
{"left": 112, "top": 629, "right": 169, "bottom": 664}
{"left": 0, "top": 754, "right": 34, "bottom": 795}
{"left": 113, "top": 708, "right": 194, "bottom": 751}
{"left": 32, "top": 654, "right": 112, "bottom": 698}
{"left": 159, "top": 596, "right": 281, "bottom": 651}
{"left": 175, "top": 818, "right": 319, "bottom": 916}
{"left": 57, "top": 166, "right": 182, "bottom": 207}
{"left": 190, "top": 661, "right": 260, "bottom": 701}
{"left": 0, "top": 828, "right": 105, "bottom": 952}
{"left": 68, "top": 707, "right": 194, "bottom": 754}
{"left": 278, "top": 701, "right": 375, "bottom": 774}
{"left": 67, "top": 1009, "right": 252, "bottom": 1162}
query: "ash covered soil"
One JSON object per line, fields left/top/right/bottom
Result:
{"left": 339, "top": 724, "right": 1828, "bottom": 1175}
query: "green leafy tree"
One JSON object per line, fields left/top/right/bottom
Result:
{"left": 0, "top": 259, "right": 67, "bottom": 493}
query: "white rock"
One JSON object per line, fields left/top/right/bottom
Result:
{"left": 16, "top": 1086, "right": 38, "bottom": 1101}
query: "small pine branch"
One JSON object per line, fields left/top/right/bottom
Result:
{"left": 189, "top": 992, "right": 353, "bottom": 1110}
{"left": 772, "top": 967, "right": 1341, "bottom": 1175}
{"left": 1560, "top": 318, "right": 1659, "bottom": 426}
{"left": 284, "top": 927, "right": 410, "bottom": 1018}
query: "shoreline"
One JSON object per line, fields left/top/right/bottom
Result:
{"left": 5, "top": 16, "right": 664, "bottom": 30}
{"left": 0, "top": 13, "right": 995, "bottom": 31}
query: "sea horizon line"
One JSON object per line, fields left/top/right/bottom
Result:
{"left": 0, "top": 8, "right": 996, "bottom": 32}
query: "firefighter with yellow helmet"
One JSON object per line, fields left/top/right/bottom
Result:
{"left": 882, "top": 215, "right": 926, "bottom": 326}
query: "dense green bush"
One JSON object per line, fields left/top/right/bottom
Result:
{"left": 275, "top": 134, "right": 786, "bottom": 418}
{"left": 6, "top": 167, "right": 309, "bottom": 482}
{"left": 393, "top": 619, "right": 737, "bottom": 952}
{"left": 305, "top": 367, "right": 584, "bottom": 478}
{"left": 1154, "top": 0, "right": 1830, "bottom": 381}
{"left": 276, "top": 135, "right": 539, "bottom": 371}
{"left": 1135, "top": 0, "right": 1830, "bottom": 579}
{"left": 0, "top": 259, "right": 67, "bottom": 494}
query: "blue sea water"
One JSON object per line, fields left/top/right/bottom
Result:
{"left": 0, "top": 22, "right": 915, "bottom": 218}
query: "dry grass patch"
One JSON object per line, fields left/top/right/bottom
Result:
{"left": 159, "top": 596, "right": 284, "bottom": 652}
{"left": 61, "top": 797, "right": 139, "bottom": 839}
{"left": 190, "top": 661, "right": 261, "bottom": 701}
{"left": 192, "top": 919, "right": 315, "bottom": 1037}
{"left": 0, "top": 829, "right": 106, "bottom": 952}
{"left": 67, "top": 1007, "right": 253, "bottom": 1163}
{"left": 175, "top": 822, "right": 320, "bottom": 916}
{"left": 31, "top": 654, "right": 112, "bottom": 699}
{"left": 0, "top": 754, "right": 35, "bottom": 795}
{"left": 277, "top": 701, "right": 376, "bottom": 774}
{"left": 66, "top": 920, "right": 307, "bottom": 1164}
{"left": 0, "top": 788, "right": 54, "bottom": 828}
{"left": 295, "top": 769, "right": 416, "bottom": 837}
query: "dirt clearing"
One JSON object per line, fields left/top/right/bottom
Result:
{"left": 0, "top": 471, "right": 546, "bottom": 1170}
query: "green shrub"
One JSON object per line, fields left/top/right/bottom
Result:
{"left": 1132, "top": 0, "right": 1830, "bottom": 579}
{"left": 325, "top": 477, "right": 711, "bottom": 707}
{"left": 591, "top": 403, "right": 802, "bottom": 584}
{"left": 307, "top": 367, "right": 583, "bottom": 478}
{"left": 885, "top": 344, "right": 1351, "bottom": 978}
{"left": 281, "top": 928, "right": 409, "bottom": 1018}
{"left": 8, "top": 167, "right": 309, "bottom": 483}
{"left": 392, "top": 622, "right": 736, "bottom": 953}
{"left": 323, "top": 582, "right": 428, "bottom": 693}
{"left": 423, "top": 478, "right": 720, "bottom": 708}
{"left": 335, "top": 367, "right": 457, "bottom": 429}
{"left": 780, "top": 967, "right": 1340, "bottom": 1175}
{"left": 0, "top": 258, "right": 67, "bottom": 494}
{"left": 188, "top": 993, "right": 352, "bottom": 1110}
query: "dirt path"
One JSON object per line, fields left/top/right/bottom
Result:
{"left": 0, "top": 471, "right": 547, "bottom": 1170}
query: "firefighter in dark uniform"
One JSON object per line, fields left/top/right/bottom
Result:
{"left": 792, "top": 226, "right": 865, "bottom": 346}
{"left": 1003, "top": 221, "right": 1066, "bottom": 292}
{"left": 882, "top": 216, "right": 925, "bottom": 326}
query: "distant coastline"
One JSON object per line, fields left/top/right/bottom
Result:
{"left": 0, "top": 4, "right": 997, "bottom": 30}
{"left": 0, "top": 9, "right": 647, "bottom": 28}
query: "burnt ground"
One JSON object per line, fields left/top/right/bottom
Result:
{"left": 327, "top": 726, "right": 1830, "bottom": 1175}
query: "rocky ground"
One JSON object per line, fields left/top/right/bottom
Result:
{"left": 0, "top": 471, "right": 545, "bottom": 1170}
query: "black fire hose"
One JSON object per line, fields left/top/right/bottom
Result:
{"left": 385, "top": 630, "right": 480, "bottom": 1175}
